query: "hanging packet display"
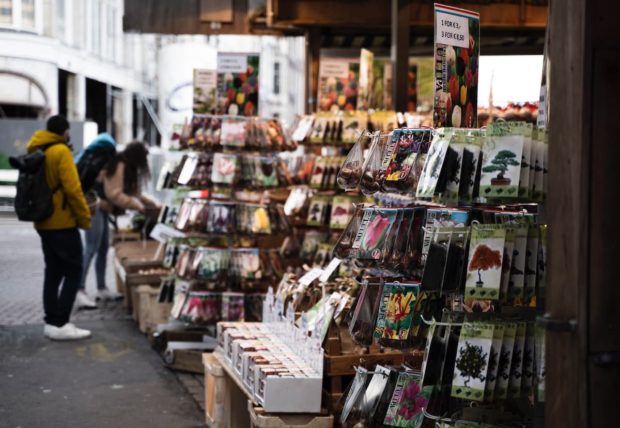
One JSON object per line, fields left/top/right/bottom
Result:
{"left": 351, "top": 208, "right": 399, "bottom": 261}
{"left": 494, "top": 321, "right": 517, "bottom": 400}
{"left": 480, "top": 122, "right": 524, "bottom": 198}
{"left": 465, "top": 225, "right": 506, "bottom": 300}
{"left": 211, "top": 153, "right": 237, "bottom": 185}
{"left": 451, "top": 321, "right": 494, "bottom": 402}
{"left": 416, "top": 130, "right": 452, "bottom": 198}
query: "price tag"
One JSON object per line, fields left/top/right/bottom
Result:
{"left": 149, "top": 223, "right": 186, "bottom": 243}
{"left": 298, "top": 268, "right": 323, "bottom": 286}
{"left": 217, "top": 53, "right": 249, "bottom": 73}
{"left": 435, "top": 10, "right": 470, "bottom": 49}
{"left": 319, "top": 258, "right": 342, "bottom": 283}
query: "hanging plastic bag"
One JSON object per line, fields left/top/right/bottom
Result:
{"left": 333, "top": 203, "right": 366, "bottom": 259}
{"left": 359, "top": 132, "right": 385, "bottom": 195}
{"left": 337, "top": 131, "right": 369, "bottom": 190}
{"left": 348, "top": 280, "right": 385, "bottom": 346}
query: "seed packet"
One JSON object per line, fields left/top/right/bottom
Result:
{"left": 359, "top": 132, "right": 385, "bottom": 195}
{"left": 420, "top": 208, "right": 470, "bottom": 268}
{"left": 537, "top": 225, "right": 547, "bottom": 302}
{"left": 421, "top": 228, "right": 451, "bottom": 292}
{"left": 521, "top": 323, "right": 535, "bottom": 394}
{"left": 523, "top": 226, "right": 540, "bottom": 303}
{"left": 387, "top": 208, "right": 415, "bottom": 270}
{"left": 222, "top": 292, "right": 245, "bottom": 321}
{"left": 383, "top": 371, "right": 428, "bottom": 427}
{"left": 313, "top": 243, "right": 332, "bottom": 268}
{"left": 300, "top": 231, "right": 328, "bottom": 261}
{"left": 535, "top": 324, "right": 546, "bottom": 402}
{"left": 268, "top": 204, "right": 291, "bottom": 234}
{"left": 465, "top": 225, "right": 506, "bottom": 300}
{"left": 333, "top": 204, "right": 365, "bottom": 259}
{"left": 230, "top": 248, "right": 262, "bottom": 280}
{"left": 499, "top": 228, "right": 515, "bottom": 302}
{"left": 439, "top": 139, "right": 465, "bottom": 205}
{"left": 451, "top": 321, "right": 494, "bottom": 402}
{"left": 381, "top": 129, "right": 432, "bottom": 193}
{"left": 349, "top": 281, "right": 384, "bottom": 346}
{"left": 220, "top": 117, "right": 246, "bottom": 147}
{"left": 330, "top": 196, "right": 356, "bottom": 229}
{"left": 480, "top": 122, "right": 524, "bottom": 198}
{"left": 484, "top": 323, "right": 505, "bottom": 402}
{"left": 187, "top": 199, "right": 208, "bottom": 231}
{"left": 283, "top": 186, "right": 312, "bottom": 218}
{"left": 359, "top": 365, "right": 392, "bottom": 418}
{"left": 309, "top": 115, "right": 328, "bottom": 144}
{"left": 340, "top": 367, "right": 370, "bottom": 424}
{"left": 513, "top": 122, "right": 534, "bottom": 198}
{"left": 509, "top": 321, "right": 527, "bottom": 397}
{"left": 375, "top": 282, "right": 421, "bottom": 344}
{"left": 237, "top": 204, "right": 272, "bottom": 235}
{"left": 310, "top": 157, "right": 328, "bottom": 189}
{"left": 207, "top": 202, "right": 235, "bottom": 234}
{"left": 306, "top": 196, "right": 330, "bottom": 226}
{"left": 342, "top": 111, "right": 368, "bottom": 143}
{"left": 175, "top": 245, "right": 195, "bottom": 279}
{"left": 177, "top": 154, "right": 199, "bottom": 186}
{"left": 255, "top": 156, "right": 278, "bottom": 187}
{"left": 351, "top": 208, "right": 399, "bottom": 261}
{"left": 494, "top": 321, "right": 517, "bottom": 400}
{"left": 163, "top": 239, "right": 181, "bottom": 269}
{"left": 458, "top": 130, "right": 484, "bottom": 201}
{"left": 175, "top": 198, "right": 193, "bottom": 231}
{"left": 442, "top": 227, "right": 469, "bottom": 292}
{"left": 532, "top": 129, "right": 546, "bottom": 201}
{"left": 337, "top": 133, "right": 367, "bottom": 191}
{"left": 211, "top": 153, "right": 237, "bottom": 185}
{"left": 196, "top": 247, "right": 230, "bottom": 281}
{"left": 416, "top": 130, "right": 452, "bottom": 198}
{"left": 508, "top": 226, "right": 528, "bottom": 301}
{"left": 180, "top": 291, "right": 222, "bottom": 324}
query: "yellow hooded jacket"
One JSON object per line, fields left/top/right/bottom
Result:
{"left": 26, "top": 130, "right": 91, "bottom": 230}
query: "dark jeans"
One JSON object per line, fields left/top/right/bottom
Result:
{"left": 37, "top": 228, "right": 83, "bottom": 327}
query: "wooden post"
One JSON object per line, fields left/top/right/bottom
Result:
{"left": 547, "top": 0, "right": 620, "bottom": 426}
{"left": 391, "top": 0, "right": 410, "bottom": 112}
{"left": 305, "top": 29, "right": 321, "bottom": 114}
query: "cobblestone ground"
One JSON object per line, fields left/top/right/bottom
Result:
{"left": 0, "top": 214, "right": 128, "bottom": 326}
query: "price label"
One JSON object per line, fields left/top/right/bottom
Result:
{"left": 319, "top": 258, "right": 342, "bottom": 283}
{"left": 436, "top": 11, "right": 469, "bottom": 48}
{"left": 217, "top": 53, "right": 248, "bottom": 73}
{"left": 299, "top": 268, "right": 323, "bottom": 286}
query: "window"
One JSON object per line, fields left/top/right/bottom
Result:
{"left": 0, "top": 0, "right": 12, "bottom": 25}
{"left": 21, "top": 0, "right": 35, "bottom": 29}
{"left": 273, "top": 61, "right": 280, "bottom": 95}
{"left": 106, "top": 4, "right": 115, "bottom": 60}
{"left": 55, "top": 0, "right": 65, "bottom": 39}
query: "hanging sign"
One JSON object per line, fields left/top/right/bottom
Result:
{"left": 217, "top": 53, "right": 260, "bottom": 115}
{"left": 433, "top": 3, "right": 480, "bottom": 128}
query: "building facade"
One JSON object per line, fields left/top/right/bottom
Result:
{"left": 0, "top": 0, "right": 158, "bottom": 145}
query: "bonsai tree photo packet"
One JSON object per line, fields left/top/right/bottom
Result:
{"left": 451, "top": 321, "right": 494, "bottom": 401}
{"left": 480, "top": 122, "right": 524, "bottom": 198}
{"left": 465, "top": 225, "right": 506, "bottom": 300}
{"left": 432, "top": 4, "right": 480, "bottom": 128}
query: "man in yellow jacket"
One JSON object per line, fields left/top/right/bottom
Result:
{"left": 28, "top": 115, "right": 93, "bottom": 340}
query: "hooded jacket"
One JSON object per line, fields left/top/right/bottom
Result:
{"left": 26, "top": 130, "right": 91, "bottom": 230}
{"left": 74, "top": 132, "right": 116, "bottom": 164}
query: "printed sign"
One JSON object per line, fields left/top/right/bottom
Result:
{"left": 217, "top": 53, "right": 248, "bottom": 73}
{"left": 436, "top": 10, "right": 470, "bottom": 49}
{"left": 318, "top": 60, "right": 350, "bottom": 79}
{"left": 193, "top": 69, "right": 217, "bottom": 114}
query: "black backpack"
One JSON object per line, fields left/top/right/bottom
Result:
{"left": 76, "top": 144, "right": 116, "bottom": 193}
{"left": 9, "top": 144, "right": 61, "bottom": 222}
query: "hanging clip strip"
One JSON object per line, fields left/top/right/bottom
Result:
{"left": 420, "top": 315, "right": 465, "bottom": 328}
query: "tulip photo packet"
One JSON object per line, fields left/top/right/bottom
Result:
{"left": 375, "top": 282, "right": 421, "bottom": 343}
{"left": 451, "top": 321, "right": 494, "bottom": 401}
{"left": 432, "top": 4, "right": 480, "bottom": 128}
{"left": 465, "top": 225, "right": 506, "bottom": 300}
{"left": 211, "top": 153, "right": 238, "bottom": 185}
{"left": 220, "top": 117, "right": 247, "bottom": 147}
{"left": 351, "top": 208, "right": 399, "bottom": 261}
{"left": 383, "top": 371, "right": 428, "bottom": 427}
{"left": 494, "top": 321, "right": 517, "bottom": 400}
{"left": 416, "top": 130, "right": 452, "bottom": 198}
{"left": 480, "top": 122, "right": 524, "bottom": 198}
{"left": 381, "top": 128, "right": 432, "bottom": 194}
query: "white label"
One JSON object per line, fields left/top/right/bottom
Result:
{"left": 319, "top": 60, "right": 350, "bottom": 79}
{"left": 149, "top": 223, "right": 186, "bottom": 243}
{"left": 177, "top": 155, "right": 198, "bottom": 185}
{"left": 319, "top": 258, "right": 342, "bottom": 283}
{"left": 194, "top": 69, "right": 217, "bottom": 87}
{"left": 436, "top": 11, "right": 470, "bottom": 48}
{"left": 217, "top": 53, "right": 249, "bottom": 73}
{"left": 299, "top": 268, "right": 324, "bottom": 286}
{"left": 537, "top": 86, "right": 547, "bottom": 129}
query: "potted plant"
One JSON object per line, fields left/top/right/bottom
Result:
{"left": 482, "top": 150, "right": 520, "bottom": 186}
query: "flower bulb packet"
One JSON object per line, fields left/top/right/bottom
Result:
{"left": 351, "top": 208, "right": 399, "bottom": 261}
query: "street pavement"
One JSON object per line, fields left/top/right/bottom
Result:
{"left": 0, "top": 215, "right": 205, "bottom": 427}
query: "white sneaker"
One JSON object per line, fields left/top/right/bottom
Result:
{"left": 75, "top": 291, "right": 97, "bottom": 309}
{"left": 96, "top": 288, "right": 122, "bottom": 301}
{"left": 44, "top": 323, "right": 92, "bottom": 341}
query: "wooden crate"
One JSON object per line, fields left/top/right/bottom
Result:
{"left": 137, "top": 285, "right": 172, "bottom": 334}
{"left": 248, "top": 401, "right": 334, "bottom": 428}
{"left": 114, "top": 258, "right": 168, "bottom": 312}
{"left": 164, "top": 348, "right": 204, "bottom": 374}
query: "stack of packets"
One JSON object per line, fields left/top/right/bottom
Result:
{"left": 337, "top": 123, "right": 548, "bottom": 204}
{"left": 291, "top": 111, "right": 369, "bottom": 145}
{"left": 284, "top": 187, "right": 361, "bottom": 229}
{"left": 216, "top": 322, "right": 323, "bottom": 413}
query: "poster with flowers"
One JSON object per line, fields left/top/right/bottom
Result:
{"left": 433, "top": 4, "right": 480, "bottom": 128}
{"left": 383, "top": 371, "right": 429, "bottom": 427}
{"left": 217, "top": 53, "right": 260, "bottom": 116}
{"left": 317, "top": 58, "right": 360, "bottom": 112}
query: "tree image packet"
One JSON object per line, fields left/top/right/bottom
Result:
{"left": 494, "top": 321, "right": 517, "bottom": 400}
{"left": 484, "top": 322, "right": 505, "bottom": 401}
{"left": 432, "top": 4, "right": 480, "bottom": 128}
{"left": 465, "top": 225, "right": 506, "bottom": 300}
{"left": 480, "top": 122, "right": 524, "bottom": 198}
{"left": 451, "top": 321, "right": 494, "bottom": 401}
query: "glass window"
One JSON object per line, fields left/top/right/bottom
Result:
{"left": 22, "top": 0, "right": 35, "bottom": 29}
{"left": 56, "top": 0, "right": 65, "bottom": 39}
{"left": 0, "top": 0, "right": 12, "bottom": 25}
{"left": 93, "top": 0, "right": 101, "bottom": 54}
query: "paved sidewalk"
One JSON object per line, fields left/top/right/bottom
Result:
{"left": 0, "top": 320, "right": 204, "bottom": 428}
